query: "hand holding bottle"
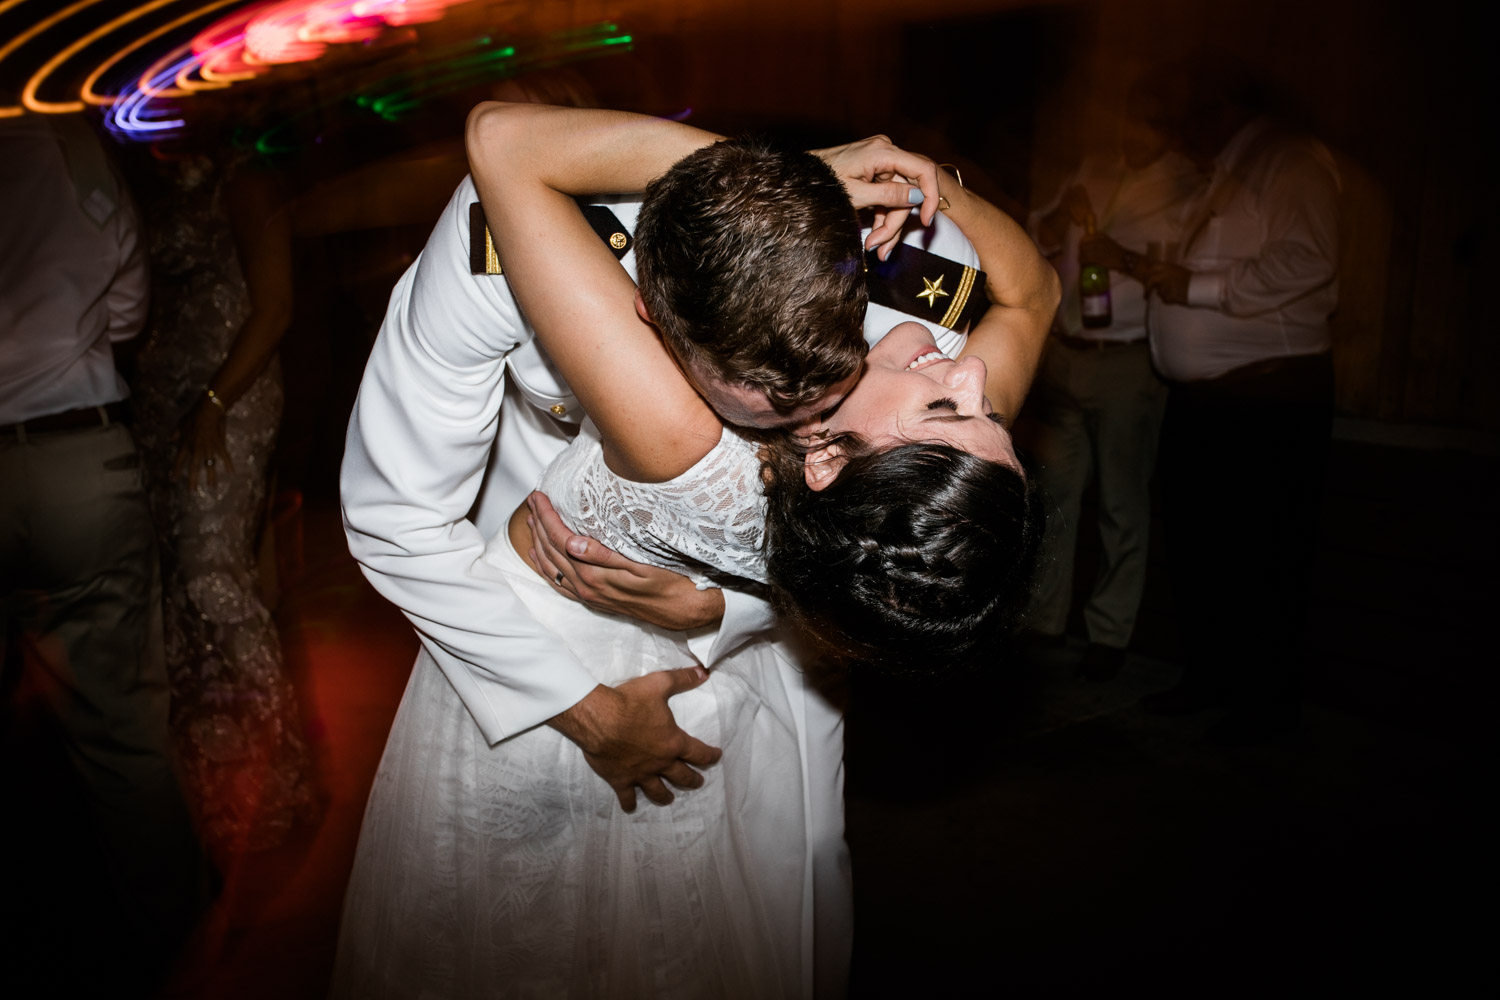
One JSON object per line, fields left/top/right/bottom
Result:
{"left": 1079, "top": 232, "right": 1135, "bottom": 274}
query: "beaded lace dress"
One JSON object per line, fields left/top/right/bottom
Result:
{"left": 540, "top": 418, "right": 769, "bottom": 588}
{"left": 332, "top": 420, "right": 809, "bottom": 999}
{"left": 132, "top": 156, "right": 317, "bottom": 856}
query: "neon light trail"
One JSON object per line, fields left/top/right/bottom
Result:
{"left": 0, "top": 0, "right": 481, "bottom": 126}
{"left": 251, "top": 23, "right": 633, "bottom": 154}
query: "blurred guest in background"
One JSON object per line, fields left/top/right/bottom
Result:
{"left": 0, "top": 113, "right": 207, "bottom": 988}
{"left": 129, "top": 131, "right": 318, "bottom": 857}
{"left": 1143, "top": 61, "right": 1340, "bottom": 744}
{"left": 1025, "top": 69, "right": 1203, "bottom": 679}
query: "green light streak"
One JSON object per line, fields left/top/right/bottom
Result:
{"left": 250, "top": 23, "right": 636, "bottom": 151}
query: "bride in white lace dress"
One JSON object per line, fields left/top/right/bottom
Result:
{"left": 336, "top": 420, "right": 807, "bottom": 997}
{"left": 333, "top": 104, "right": 1055, "bottom": 998}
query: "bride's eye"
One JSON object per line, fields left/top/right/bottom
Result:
{"left": 927, "top": 397, "right": 959, "bottom": 411}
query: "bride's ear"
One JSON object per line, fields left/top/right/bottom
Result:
{"left": 803, "top": 442, "right": 847, "bottom": 491}
{"left": 634, "top": 288, "right": 655, "bottom": 326}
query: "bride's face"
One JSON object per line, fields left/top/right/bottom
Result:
{"left": 800, "top": 322, "right": 1020, "bottom": 491}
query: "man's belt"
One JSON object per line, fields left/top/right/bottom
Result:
{"left": 470, "top": 202, "right": 989, "bottom": 330}
{"left": 1, "top": 402, "right": 129, "bottom": 441}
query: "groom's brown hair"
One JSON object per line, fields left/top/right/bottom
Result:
{"left": 634, "top": 137, "right": 868, "bottom": 410}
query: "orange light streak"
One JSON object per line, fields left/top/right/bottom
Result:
{"left": 199, "top": 62, "right": 258, "bottom": 82}
{"left": 0, "top": 0, "right": 108, "bottom": 117}
{"left": 176, "top": 60, "right": 230, "bottom": 90}
{"left": 3, "top": 0, "right": 478, "bottom": 121}
{"left": 22, "top": 0, "right": 187, "bottom": 114}
{"left": 82, "top": 0, "right": 246, "bottom": 106}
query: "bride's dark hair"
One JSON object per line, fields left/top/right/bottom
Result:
{"left": 761, "top": 437, "right": 1042, "bottom": 676}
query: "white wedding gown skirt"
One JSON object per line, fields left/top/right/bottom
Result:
{"left": 331, "top": 534, "right": 809, "bottom": 999}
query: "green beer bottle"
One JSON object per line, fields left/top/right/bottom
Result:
{"left": 1079, "top": 214, "right": 1112, "bottom": 329}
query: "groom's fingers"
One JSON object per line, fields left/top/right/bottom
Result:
{"left": 529, "top": 490, "right": 637, "bottom": 601}
{"left": 639, "top": 776, "right": 676, "bottom": 806}
{"left": 645, "top": 667, "right": 723, "bottom": 769}
{"left": 532, "top": 489, "right": 616, "bottom": 565}
{"left": 610, "top": 783, "right": 638, "bottom": 813}
{"left": 660, "top": 760, "right": 705, "bottom": 790}
{"left": 679, "top": 738, "right": 722, "bottom": 770}
{"left": 653, "top": 664, "right": 710, "bottom": 696}
{"left": 527, "top": 493, "right": 577, "bottom": 592}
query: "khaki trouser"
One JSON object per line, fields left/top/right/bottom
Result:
{"left": 1026, "top": 339, "right": 1168, "bottom": 648}
{"left": 1, "top": 421, "right": 205, "bottom": 984}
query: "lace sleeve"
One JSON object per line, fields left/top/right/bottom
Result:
{"left": 539, "top": 421, "right": 769, "bottom": 587}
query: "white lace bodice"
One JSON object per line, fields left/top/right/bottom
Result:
{"left": 538, "top": 419, "right": 768, "bottom": 588}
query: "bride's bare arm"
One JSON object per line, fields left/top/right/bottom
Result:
{"left": 944, "top": 176, "right": 1061, "bottom": 421}
{"left": 465, "top": 102, "right": 723, "bottom": 483}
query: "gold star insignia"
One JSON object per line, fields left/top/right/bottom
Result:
{"left": 917, "top": 274, "right": 950, "bottom": 309}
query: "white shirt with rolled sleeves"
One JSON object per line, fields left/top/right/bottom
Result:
{"left": 342, "top": 174, "right": 979, "bottom": 744}
{"left": 1149, "top": 117, "right": 1341, "bottom": 382}
{"left": 0, "top": 115, "right": 148, "bottom": 424}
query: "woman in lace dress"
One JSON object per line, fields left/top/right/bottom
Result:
{"left": 333, "top": 105, "right": 1053, "bottom": 998}
{"left": 132, "top": 153, "right": 316, "bottom": 857}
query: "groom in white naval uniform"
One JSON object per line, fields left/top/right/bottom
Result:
{"left": 341, "top": 111, "right": 981, "bottom": 996}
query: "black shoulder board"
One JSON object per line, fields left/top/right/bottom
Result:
{"left": 580, "top": 204, "right": 633, "bottom": 260}
{"left": 866, "top": 243, "right": 989, "bottom": 331}
{"left": 469, "top": 202, "right": 632, "bottom": 275}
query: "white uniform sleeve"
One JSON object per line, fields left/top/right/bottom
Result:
{"left": 341, "top": 178, "right": 597, "bottom": 745}
{"left": 698, "top": 588, "right": 779, "bottom": 666}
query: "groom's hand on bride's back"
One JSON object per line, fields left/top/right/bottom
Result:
{"left": 548, "top": 670, "right": 723, "bottom": 813}
{"left": 527, "top": 492, "right": 724, "bottom": 631}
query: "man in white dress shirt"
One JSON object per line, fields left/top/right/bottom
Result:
{"left": 1142, "top": 67, "right": 1341, "bottom": 745}
{"left": 1025, "top": 75, "right": 1205, "bottom": 679}
{"left": 1, "top": 115, "right": 205, "bottom": 988}
{"left": 341, "top": 107, "right": 979, "bottom": 994}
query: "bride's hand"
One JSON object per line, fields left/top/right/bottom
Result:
{"left": 527, "top": 492, "right": 724, "bottom": 631}
{"left": 812, "top": 134, "right": 941, "bottom": 258}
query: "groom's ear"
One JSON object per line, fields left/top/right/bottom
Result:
{"left": 634, "top": 289, "right": 655, "bottom": 327}
{"left": 803, "top": 442, "right": 847, "bottom": 492}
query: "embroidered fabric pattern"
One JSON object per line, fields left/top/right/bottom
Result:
{"left": 131, "top": 155, "right": 317, "bottom": 856}
{"left": 538, "top": 419, "right": 769, "bottom": 588}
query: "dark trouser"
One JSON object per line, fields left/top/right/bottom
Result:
{"left": 1, "top": 421, "right": 208, "bottom": 991}
{"left": 1159, "top": 354, "right": 1333, "bottom": 719}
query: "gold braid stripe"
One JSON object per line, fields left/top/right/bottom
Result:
{"left": 938, "top": 265, "right": 976, "bottom": 329}
{"left": 484, "top": 225, "right": 502, "bottom": 275}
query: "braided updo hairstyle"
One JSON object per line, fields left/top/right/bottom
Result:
{"left": 762, "top": 437, "right": 1043, "bottom": 676}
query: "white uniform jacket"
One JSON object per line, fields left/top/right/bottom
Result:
{"left": 341, "top": 176, "right": 979, "bottom": 745}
